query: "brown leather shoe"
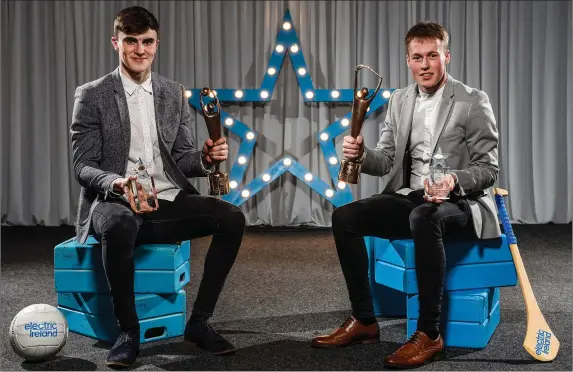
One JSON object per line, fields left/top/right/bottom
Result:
{"left": 383, "top": 330, "right": 445, "bottom": 368}
{"left": 312, "top": 316, "right": 379, "bottom": 348}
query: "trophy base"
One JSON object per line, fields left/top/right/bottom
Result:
{"left": 208, "top": 172, "right": 230, "bottom": 196}
{"left": 424, "top": 191, "right": 450, "bottom": 200}
{"left": 338, "top": 159, "right": 362, "bottom": 184}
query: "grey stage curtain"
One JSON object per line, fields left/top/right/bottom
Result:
{"left": 1, "top": 0, "right": 571, "bottom": 227}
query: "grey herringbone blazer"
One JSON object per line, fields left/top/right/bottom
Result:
{"left": 361, "top": 74, "right": 501, "bottom": 239}
{"left": 70, "top": 67, "right": 206, "bottom": 244}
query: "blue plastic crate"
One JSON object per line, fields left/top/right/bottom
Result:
{"left": 375, "top": 259, "right": 516, "bottom": 295}
{"left": 407, "top": 287, "right": 500, "bottom": 323}
{"left": 374, "top": 235, "right": 513, "bottom": 268}
{"left": 54, "top": 236, "right": 190, "bottom": 270}
{"left": 407, "top": 297, "right": 500, "bottom": 348}
{"left": 365, "top": 237, "right": 406, "bottom": 317}
{"left": 58, "top": 306, "right": 185, "bottom": 344}
{"left": 57, "top": 290, "right": 186, "bottom": 320}
{"left": 372, "top": 235, "right": 517, "bottom": 295}
{"left": 54, "top": 261, "right": 189, "bottom": 294}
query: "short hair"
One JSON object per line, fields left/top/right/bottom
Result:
{"left": 405, "top": 21, "right": 449, "bottom": 52}
{"left": 113, "top": 6, "right": 159, "bottom": 38}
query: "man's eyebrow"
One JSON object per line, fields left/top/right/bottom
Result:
{"left": 123, "top": 36, "right": 155, "bottom": 42}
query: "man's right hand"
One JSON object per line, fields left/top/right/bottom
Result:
{"left": 342, "top": 135, "right": 364, "bottom": 161}
{"left": 112, "top": 176, "right": 158, "bottom": 214}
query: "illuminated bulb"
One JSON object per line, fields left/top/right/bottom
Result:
{"left": 331, "top": 90, "right": 340, "bottom": 98}
{"left": 329, "top": 157, "right": 338, "bottom": 165}
{"left": 304, "top": 173, "right": 313, "bottom": 182}
{"left": 337, "top": 181, "right": 346, "bottom": 189}
{"left": 290, "top": 44, "right": 299, "bottom": 53}
{"left": 341, "top": 118, "right": 350, "bottom": 127}
{"left": 267, "top": 67, "right": 276, "bottom": 76}
{"left": 283, "top": 158, "right": 292, "bottom": 166}
{"left": 246, "top": 132, "right": 255, "bottom": 140}
{"left": 241, "top": 190, "right": 250, "bottom": 198}
{"left": 238, "top": 156, "right": 247, "bottom": 164}
{"left": 260, "top": 90, "right": 269, "bottom": 99}
{"left": 320, "top": 133, "right": 329, "bottom": 141}
{"left": 262, "top": 173, "right": 271, "bottom": 182}
{"left": 282, "top": 22, "right": 292, "bottom": 30}
{"left": 305, "top": 91, "right": 314, "bottom": 99}
{"left": 229, "top": 181, "right": 238, "bottom": 189}
{"left": 225, "top": 118, "right": 234, "bottom": 126}
{"left": 275, "top": 44, "right": 284, "bottom": 53}
{"left": 325, "top": 189, "right": 334, "bottom": 198}
{"left": 184, "top": 90, "right": 192, "bottom": 98}
{"left": 383, "top": 90, "right": 391, "bottom": 98}
{"left": 234, "top": 90, "right": 244, "bottom": 98}
{"left": 297, "top": 68, "right": 307, "bottom": 76}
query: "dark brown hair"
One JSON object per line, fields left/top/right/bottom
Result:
{"left": 405, "top": 21, "right": 449, "bottom": 53}
{"left": 113, "top": 6, "right": 159, "bottom": 38}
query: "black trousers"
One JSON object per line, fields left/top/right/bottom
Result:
{"left": 331, "top": 189, "right": 475, "bottom": 334}
{"left": 91, "top": 191, "right": 246, "bottom": 331}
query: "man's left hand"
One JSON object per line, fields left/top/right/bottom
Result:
{"left": 423, "top": 174, "right": 457, "bottom": 204}
{"left": 202, "top": 137, "right": 228, "bottom": 165}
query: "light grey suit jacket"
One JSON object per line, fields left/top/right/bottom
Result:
{"left": 70, "top": 67, "right": 207, "bottom": 244}
{"left": 361, "top": 74, "right": 501, "bottom": 239}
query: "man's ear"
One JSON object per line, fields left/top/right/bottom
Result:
{"left": 111, "top": 36, "right": 119, "bottom": 51}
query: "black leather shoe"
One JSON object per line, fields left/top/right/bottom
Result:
{"left": 184, "top": 318, "right": 235, "bottom": 355}
{"left": 105, "top": 328, "right": 140, "bottom": 368}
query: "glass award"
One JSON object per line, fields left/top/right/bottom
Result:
{"left": 425, "top": 147, "right": 451, "bottom": 200}
{"left": 128, "top": 158, "right": 158, "bottom": 211}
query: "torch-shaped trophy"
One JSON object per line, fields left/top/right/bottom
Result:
{"left": 337, "top": 64, "right": 384, "bottom": 184}
{"left": 425, "top": 147, "right": 452, "bottom": 200}
{"left": 199, "top": 87, "right": 230, "bottom": 196}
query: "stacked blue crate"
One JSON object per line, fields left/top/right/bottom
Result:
{"left": 371, "top": 235, "right": 517, "bottom": 348}
{"left": 54, "top": 236, "right": 190, "bottom": 344}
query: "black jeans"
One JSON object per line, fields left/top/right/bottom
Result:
{"left": 91, "top": 191, "right": 246, "bottom": 331}
{"left": 331, "top": 189, "right": 475, "bottom": 334}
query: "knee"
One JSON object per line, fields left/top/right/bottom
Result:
{"left": 221, "top": 203, "right": 246, "bottom": 233}
{"left": 101, "top": 211, "right": 139, "bottom": 240}
{"left": 409, "top": 205, "right": 440, "bottom": 236}
{"left": 332, "top": 203, "right": 356, "bottom": 231}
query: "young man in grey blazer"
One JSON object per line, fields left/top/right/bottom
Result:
{"left": 312, "top": 21, "right": 500, "bottom": 368}
{"left": 70, "top": 6, "right": 245, "bottom": 367}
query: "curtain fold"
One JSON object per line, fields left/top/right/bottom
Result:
{"left": 2, "top": 0, "right": 571, "bottom": 226}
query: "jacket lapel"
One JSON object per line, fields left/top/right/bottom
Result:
{"left": 112, "top": 68, "right": 131, "bottom": 154}
{"left": 151, "top": 72, "right": 167, "bottom": 144}
{"left": 430, "top": 75, "right": 455, "bottom": 153}
{"left": 395, "top": 85, "right": 417, "bottom": 165}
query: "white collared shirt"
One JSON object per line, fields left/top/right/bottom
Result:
{"left": 408, "top": 83, "right": 446, "bottom": 191}
{"left": 119, "top": 70, "right": 181, "bottom": 201}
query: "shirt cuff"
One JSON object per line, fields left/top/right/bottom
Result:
{"left": 200, "top": 154, "right": 215, "bottom": 175}
{"left": 106, "top": 177, "right": 124, "bottom": 199}
{"left": 355, "top": 148, "right": 367, "bottom": 164}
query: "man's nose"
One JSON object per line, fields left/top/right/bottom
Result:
{"left": 135, "top": 42, "right": 145, "bottom": 54}
{"left": 421, "top": 58, "right": 430, "bottom": 68}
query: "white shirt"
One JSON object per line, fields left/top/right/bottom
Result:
{"left": 119, "top": 70, "right": 181, "bottom": 201}
{"left": 402, "top": 83, "right": 446, "bottom": 193}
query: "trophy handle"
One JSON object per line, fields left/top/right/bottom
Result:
{"left": 354, "top": 64, "right": 384, "bottom": 103}
{"left": 199, "top": 87, "right": 222, "bottom": 141}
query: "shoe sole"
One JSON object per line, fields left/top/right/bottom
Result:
{"left": 311, "top": 337, "right": 380, "bottom": 349}
{"left": 184, "top": 340, "right": 235, "bottom": 355}
{"left": 105, "top": 349, "right": 139, "bottom": 368}
{"left": 105, "top": 360, "right": 134, "bottom": 368}
{"left": 383, "top": 350, "right": 446, "bottom": 369}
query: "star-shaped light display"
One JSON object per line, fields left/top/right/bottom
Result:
{"left": 186, "top": 9, "right": 396, "bottom": 207}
